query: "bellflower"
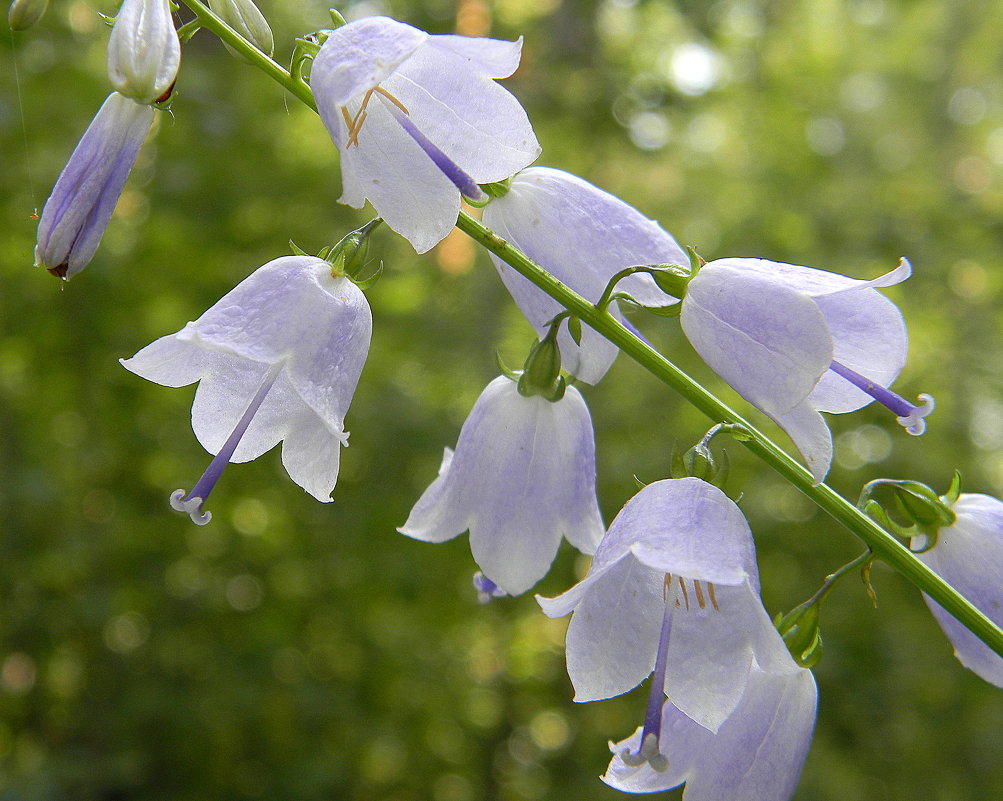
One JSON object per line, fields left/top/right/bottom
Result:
{"left": 398, "top": 375, "right": 604, "bottom": 595}
{"left": 539, "top": 477, "right": 816, "bottom": 798}
{"left": 482, "top": 167, "right": 685, "bottom": 384}
{"left": 539, "top": 478, "right": 795, "bottom": 731}
{"left": 107, "top": 0, "right": 181, "bottom": 104}
{"left": 311, "top": 16, "right": 540, "bottom": 253}
{"left": 912, "top": 493, "right": 1003, "bottom": 687}
{"left": 35, "top": 92, "right": 155, "bottom": 279}
{"left": 679, "top": 257, "right": 933, "bottom": 483}
{"left": 8, "top": 0, "right": 49, "bottom": 30}
{"left": 121, "top": 255, "right": 371, "bottom": 523}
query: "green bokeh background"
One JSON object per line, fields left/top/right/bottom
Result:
{"left": 2, "top": 0, "right": 1002, "bottom": 799}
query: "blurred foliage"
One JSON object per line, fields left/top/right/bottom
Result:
{"left": 1, "top": 0, "right": 1002, "bottom": 799}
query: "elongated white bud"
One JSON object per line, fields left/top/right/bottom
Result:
{"left": 8, "top": 0, "right": 49, "bottom": 30}
{"left": 107, "top": 0, "right": 181, "bottom": 104}
{"left": 208, "top": 0, "right": 274, "bottom": 58}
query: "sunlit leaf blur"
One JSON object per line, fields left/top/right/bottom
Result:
{"left": 1, "top": 0, "right": 1002, "bottom": 799}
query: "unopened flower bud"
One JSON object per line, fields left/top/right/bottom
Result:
{"left": 208, "top": 0, "right": 274, "bottom": 59}
{"left": 107, "top": 0, "right": 181, "bottom": 104}
{"left": 517, "top": 323, "right": 565, "bottom": 401}
{"left": 35, "top": 92, "right": 155, "bottom": 279}
{"left": 8, "top": 0, "right": 48, "bottom": 30}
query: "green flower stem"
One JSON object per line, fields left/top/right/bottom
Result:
{"left": 176, "top": 0, "right": 1003, "bottom": 659}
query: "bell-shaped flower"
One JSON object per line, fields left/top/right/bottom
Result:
{"left": 107, "top": 0, "right": 181, "bottom": 104}
{"left": 35, "top": 92, "right": 155, "bottom": 279}
{"left": 912, "top": 493, "right": 1003, "bottom": 687}
{"left": 482, "top": 167, "right": 685, "bottom": 384}
{"left": 602, "top": 654, "right": 817, "bottom": 800}
{"left": 398, "top": 374, "right": 604, "bottom": 595}
{"left": 539, "top": 477, "right": 795, "bottom": 732}
{"left": 121, "top": 255, "right": 371, "bottom": 523}
{"left": 311, "top": 16, "right": 540, "bottom": 253}
{"left": 679, "top": 257, "right": 933, "bottom": 483}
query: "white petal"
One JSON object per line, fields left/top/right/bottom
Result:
{"left": 329, "top": 96, "right": 462, "bottom": 252}
{"left": 280, "top": 405, "right": 347, "bottom": 502}
{"left": 913, "top": 493, "right": 1003, "bottom": 687}
{"left": 564, "top": 554, "right": 665, "bottom": 701}
{"left": 768, "top": 400, "right": 833, "bottom": 485}
{"left": 383, "top": 42, "right": 540, "bottom": 182}
{"left": 427, "top": 34, "right": 523, "bottom": 77}
{"left": 597, "top": 478, "right": 757, "bottom": 588}
{"left": 663, "top": 582, "right": 760, "bottom": 732}
{"left": 107, "top": 0, "right": 180, "bottom": 104}
{"left": 310, "top": 16, "right": 427, "bottom": 106}
{"left": 707, "top": 256, "right": 910, "bottom": 297}
{"left": 398, "top": 447, "right": 469, "bottom": 544}
{"left": 808, "top": 289, "right": 907, "bottom": 413}
{"left": 484, "top": 167, "right": 685, "bottom": 383}
{"left": 120, "top": 330, "right": 208, "bottom": 387}
{"left": 681, "top": 262, "right": 833, "bottom": 416}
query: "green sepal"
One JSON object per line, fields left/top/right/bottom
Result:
{"left": 480, "top": 179, "right": 511, "bottom": 199}
{"left": 329, "top": 8, "right": 347, "bottom": 28}
{"left": 351, "top": 260, "right": 384, "bottom": 292}
{"left": 775, "top": 603, "right": 824, "bottom": 669}
{"left": 495, "top": 353, "right": 521, "bottom": 382}
{"left": 288, "top": 239, "right": 310, "bottom": 257}
{"left": 325, "top": 218, "right": 383, "bottom": 280}
{"left": 668, "top": 440, "right": 729, "bottom": 488}
{"left": 649, "top": 263, "right": 693, "bottom": 300}
{"left": 643, "top": 301, "right": 683, "bottom": 318}
{"left": 943, "top": 470, "right": 963, "bottom": 505}
{"left": 517, "top": 324, "right": 566, "bottom": 402}
{"left": 567, "top": 316, "right": 583, "bottom": 346}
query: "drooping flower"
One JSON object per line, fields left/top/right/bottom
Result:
{"left": 121, "top": 255, "right": 372, "bottom": 523}
{"left": 602, "top": 660, "right": 817, "bottom": 800}
{"left": 482, "top": 167, "right": 685, "bottom": 384}
{"left": 311, "top": 16, "right": 540, "bottom": 253}
{"left": 34, "top": 92, "right": 155, "bottom": 279}
{"left": 679, "top": 257, "right": 933, "bottom": 483}
{"left": 398, "top": 374, "right": 604, "bottom": 595}
{"left": 912, "top": 493, "right": 1003, "bottom": 687}
{"left": 539, "top": 477, "right": 817, "bottom": 799}
{"left": 107, "top": 0, "right": 181, "bottom": 104}
{"left": 538, "top": 477, "right": 784, "bottom": 732}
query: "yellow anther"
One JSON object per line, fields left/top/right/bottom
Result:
{"left": 340, "top": 86, "right": 409, "bottom": 148}
{"left": 663, "top": 573, "right": 673, "bottom": 601}
{"left": 694, "top": 580, "right": 707, "bottom": 610}
{"left": 707, "top": 582, "right": 719, "bottom": 611}
{"left": 678, "top": 577, "right": 690, "bottom": 611}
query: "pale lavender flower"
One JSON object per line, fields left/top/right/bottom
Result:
{"left": 107, "top": 0, "right": 180, "bottom": 104}
{"left": 311, "top": 16, "right": 540, "bottom": 253}
{"left": 34, "top": 92, "right": 155, "bottom": 279}
{"left": 538, "top": 477, "right": 787, "bottom": 731}
{"left": 540, "top": 477, "right": 816, "bottom": 799}
{"left": 121, "top": 256, "right": 372, "bottom": 523}
{"left": 912, "top": 493, "right": 1003, "bottom": 687}
{"left": 482, "top": 167, "right": 685, "bottom": 384}
{"left": 399, "top": 375, "right": 604, "bottom": 595}
{"left": 680, "top": 257, "right": 933, "bottom": 483}
{"left": 602, "top": 660, "right": 817, "bottom": 800}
